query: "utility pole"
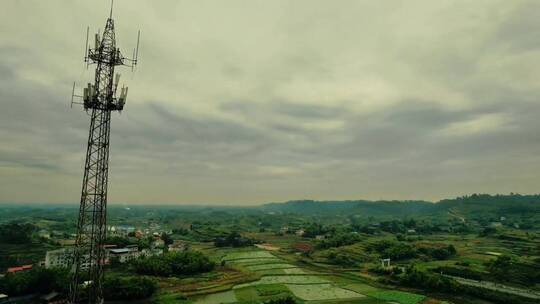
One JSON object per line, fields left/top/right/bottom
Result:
{"left": 70, "top": 2, "right": 139, "bottom": 303}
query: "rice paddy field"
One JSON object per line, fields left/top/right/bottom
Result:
{"left": 179, "top": 248, "right": 433, "bottom": 304}
{"left": 286, "top": 283, "right": 364, "bottom": 301}
{"left": 366, "top": 291, "right": 426, "bottom": 304}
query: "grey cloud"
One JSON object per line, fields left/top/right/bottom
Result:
{"left": 495, "top": 1, "right": 540, "bottom": 52}
{"left": 1, "top": 0, "right": 540, "bottom": 204}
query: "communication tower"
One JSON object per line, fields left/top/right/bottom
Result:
{"left": 69, "top": 2, "right": 139, "bottom": 303}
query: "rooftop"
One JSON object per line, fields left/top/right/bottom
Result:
{"left": 109, "top": 248, "right": 130, "bottom": 254}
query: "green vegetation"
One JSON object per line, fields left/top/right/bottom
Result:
{"left": 236, "top": 275, "right": 329, "bottom": 288}
{"left": 103, "top": 274, "right": 157, "bottom": 300}
{"left": 214, "top": 231, "right": 254, "bottom": 248}
{"left": 0, "top": 267, "right": 70, "bottom": 296}
{"left": 0, "top": 222, "right": 35, "bottom": 244}
{"left": 224, "top": 250, "right": 276, "bottom": 261}
{"left": 246, "top": 263, "right": 297, "bottom": 271}
{"left": 366, "top": 291, "right": 425, "bottom": 304}
{"left": 485, "top": 255, "right": 540, "bottom": 287}
{"left": 255, "top": 284, "right": 290, "bottom": 297}
{"left": 367, "top": 240, "right": 417, "bottom": 260}
{"left": 132, "top": 251, "right": 215, "bottom": 276}
{"left": 0, "top": 267, "right": 157, "bottom": 301}
{"left": 286, "top": 284, "right": 363, "bottom": 301}
{"left": 264, "top": 296, "right": 296, "bottom": 304}
{"left": 316, "top": 232, "right": 362, "bottom": 249}
{"left": 1, "top": 194, "right": 539, "bottom": 303}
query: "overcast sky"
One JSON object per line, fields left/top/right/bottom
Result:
{"left": 1, "top": 0, "right": 539, "bottom": 205}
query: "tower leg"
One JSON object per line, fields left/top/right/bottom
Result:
{"left": 70, "top": 108, "right": 111, "bottom": 304}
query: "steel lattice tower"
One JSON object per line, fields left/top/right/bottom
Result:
{"left": 70, "top": 5, "right": 139, "bottom": 304}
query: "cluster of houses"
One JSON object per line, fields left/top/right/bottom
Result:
{"left": 3, "top": 224, "right": 189, "bottom": 277}
{"left": 42, "top": 245, "right": 164, "bottom": 270}
{"left": 43, "top": 239, "right": 189, "bottom": 270}
{"left": 0, "top": 237, "right": 189, "bottom": 304}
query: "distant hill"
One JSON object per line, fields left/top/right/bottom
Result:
{"left": 261, "top": 194, "right": 540, "bottom": 218}
{"left": 435, "top": 194, "right": 540, "bottom": 217}
{"left": 262, "top": 199, "right": 433, "bottom": 216}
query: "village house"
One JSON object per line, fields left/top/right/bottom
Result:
{"left": 45, "top": 248, "right": 80, "bottom": 269}
{"left": 37, "top": 229, "right": 51, "bottom": 239}
{"left": 290, "top": 242, "right": 314, "bottom": 254}
{"left": 135, "top": 230, "right": 144, "bottom": 238}
{"left": 152, "top": 238, "right": 165, "bottom": 248}
{"left": 168, "top": 240, "right": 190, "bottom": 252}
{"left": 44, "top": 244, "right": 163, "bottom": 270}
{"left": 7, "top": 264, "right": 32, "bottom": 274}
{"left": 490, "top": 222, "right": 503, "bottom": 228}
{"left": 108, "top": 246, "right": 139, "bottom": 263}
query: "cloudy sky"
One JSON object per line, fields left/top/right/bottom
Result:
{"left": 1, "top": 0, "right": 539, "bottom": 205}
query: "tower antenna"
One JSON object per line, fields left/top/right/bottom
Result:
{"left": 69, "top": 2, "right": 140, "bottom": 303}
{"left": 109, "top": 0, "right": 114, "bottom": 19}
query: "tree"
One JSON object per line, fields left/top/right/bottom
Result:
{"left": 316, "top": 232, "right": 361, "bottom": 249}
{"left": 0, "top": 268, "right": 70, "bottom": 296}
{"left": 131, "top": 251, "right": 215, "bottom": 276}
{"left": 418, "top": 244, "right": 457, "bottom": 260}
{"left": 161, "top": 233, "right": 173, "bottom": 246}
{"left": 399, "top": 266, "right": 459, "bottom": 292}
{"left": 103, "top": 275, "right": 156, "bottom": 300}
{"left": 265, "top": 296, "right": 296, "bottom": 304}
{"left": 137, "top": 236, "right": 153, "bottom": 250}
{"left": 367, "top": 240, "right": 417, "bottom": 260}
{"left": 480, "top": 227, "right": 497, "bottom": 236}
{"left": 327, "top": 250, "right": 359, "bottom": 267}
{"left": 405, "top": 218, "right": 417, "bottom": 228}
{"left": 487, "top": 255, "right": 512, "bottom": 277}
{"left": 105, "top": 236, "right": 134, "bottom": 248}
{"left": 214, "top": 231, "right": 253, "bottom": 247}
{"left": 0, "top": 223, "right": 36, "bottom": 244}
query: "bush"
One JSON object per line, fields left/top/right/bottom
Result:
{"left": 400, "top": 266, "right": 537, "bottom": 304}
{"left": 265, "top": 296, "right": 296, "bottom": 304}
{"left": 418, "top": 245, "right": 457, "bottom": 260}
{"left": 368, "top": 240, "right": 417, "bottom": 260}
{"left": 214, "top": 232, "right": 253, "bottom": 247}
{"left": 105, "top": 236, "right": 135, "bottom": 248}
{"left": 485, "top": 255, "right": 540, "bottom": 286}
{"left": 132, "top": 251, "right": 214, "bottom": 276}
{"left": 435, "top": 266, "right": 484, "bottom": 281}
{"left": 399, "top": 266, "right": 459, "bottom": 292}
{"left": 327, "top": 251, "right": 358, "bottom": 267}
{"left": 103, "top": 275, "right": 156, "bottom": 300}
{"left": 316, "top": 233, "right": 361, "bottom": 249}
{"left": 0, "top": 267, "right": 70, "bottom": 296}
{"left": 0, "top": 223, "right": 36, "bottom": 244}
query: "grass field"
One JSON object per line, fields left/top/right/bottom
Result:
{"left": 235, "top": 275, "right": 330, "bottom": 288}
{"left": 175, "top": 248, "right": 433, "bottom": 304}
{"left": 193, "top": 290, "right": 237, "bottom": 304}
{"left": 246, "top": 263, "right": 298, "bottom": 271}
{"left": 286, "top": 283, "right": 364, "bottom": 301}
{"left": 224, "top": 251, "right": 276, "bottom": 261}
{"left": 343, "top": 283, "right": 382, "bottom": 294}
{"left": 234, "top": 284, "right": 293, "bottom": 302}
{"left": 283, "top": 268, "right": 307, "bottom": 274}
{"left": 366, "top": 290, "right": 425, "bottom": 304}
{"left": 229, "top": 258, "right": 283, "bottom": 265}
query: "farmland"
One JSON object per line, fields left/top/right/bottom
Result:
{"left": 1, "top": 195, "right": 539, "bottom": 303}
{"left": 154, "top": 247, "right": 433, "bottom": 304}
